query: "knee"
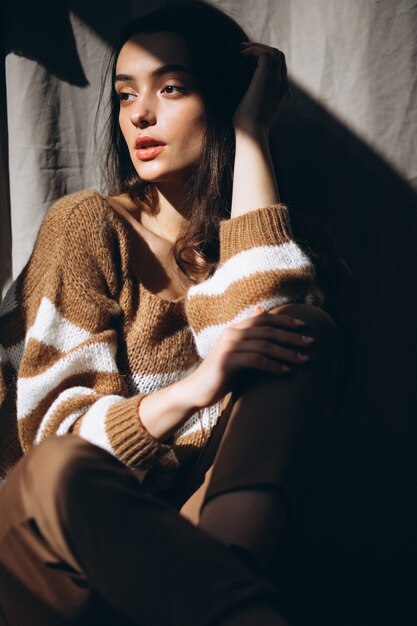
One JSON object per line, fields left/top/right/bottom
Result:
{"left": 235, "top": 305, "right": 343, "bottom": 423}
{"left": 272, "top": 303, "right": 341, "bottom": 366}
{"left": 23, "top": 435, "right": 108, "bottom": 512}
{"left": 237, "top": 304, "right": 342, "bottom": 399}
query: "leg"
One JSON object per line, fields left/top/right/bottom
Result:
{"left": 199, "top": 304, "right": 342, "bottom": 574}
{"left": 0, "top": 435, "right": 288, "bottom": 626}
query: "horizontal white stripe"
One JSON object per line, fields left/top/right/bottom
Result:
{"left": 17, "top": 341, "right": 119, "bottom": 420}
{"left": 127, "top": 366, "right": 198, "bottom": 395}
{"left": 187, "top": 243, "right": 311, "bottom": 299}
{"left": 27, "top": 297, "right": 91, "bottom": 353}
{"left": 34, "top": 387, "right": 96, "bottom": 443}
{"left": 1, "top": 298, "right": 90, "bottom": 373}
{"left": 79, "top": 395, "right": 123, "bottom": 456}
{"left": 192, "top": 294, "right": 297, "bottom": 358}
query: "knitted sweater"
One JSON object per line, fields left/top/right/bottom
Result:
{"left": 0, "top": 190, "right": 321, "bottom": 481}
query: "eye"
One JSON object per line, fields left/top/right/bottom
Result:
{"left": 161, "top": 84, "right": 186, "bottom": 95}
{"left": 117, "top": 92, "right": 135, "bottom": 102}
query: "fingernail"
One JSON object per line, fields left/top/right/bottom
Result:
{"left": 294, "top": 319, "right": 305, "bottom": 326}
{"left": 251, "top": 306, "right": 264, "bottom": 316}
{"left": 301, "top": 336, "right": 314, "bottom": 343}
{"left": 297, "top": 353, "right": 310, "bottom": 361}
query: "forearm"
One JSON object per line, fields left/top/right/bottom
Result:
{"left": 230, "top": 129, "right": 280, "bottom": 218}
{"left": 139, "top": 374, "right": 202, "bottom": 441}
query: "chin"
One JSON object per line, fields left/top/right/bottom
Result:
{"left": 131, "top": 151, "right": 197, "bottom": 184}
{"left": 134, "top": 167, "right": 192, "bottom": 187}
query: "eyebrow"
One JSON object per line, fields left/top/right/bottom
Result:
{"left": 114, "top": 64, "right": 193, "bottom": 83}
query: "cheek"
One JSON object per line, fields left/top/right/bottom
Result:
{"left": 194, "top": 119, "right": 206, "bottom": 156}
{"left": 191, "top": 125, "right": 205, "bottom": 158}
{"left": 118, "top": 111, "right": 130, "bottom": 143}
{"left": 177, "top": 106, "right": 205, "bottom": 151}
{"left": 189, "top": 105, "right": 206, "bottom": 134}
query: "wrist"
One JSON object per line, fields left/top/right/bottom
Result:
{"left": 234, "top": 124, "right": 270, "bottom": 146}
{"left": 139, "top": 375, "right": 201, "bottom": 441}
{"left": 173, "top": 373, "right": 204, "bottom": 411}
{"left": 180, "top": 367, "right": 211, "bottom": 410}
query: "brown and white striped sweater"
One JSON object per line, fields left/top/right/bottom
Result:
{"left": 0, "top": 190, "right": 321, "bottom": 481}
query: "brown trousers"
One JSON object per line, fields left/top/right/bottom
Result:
{"left": 0, "top": 305, "right": 341, "bottom": 626}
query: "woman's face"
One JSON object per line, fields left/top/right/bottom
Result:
{"left": 115, "top": 32, "right": 206, "bottom": 187}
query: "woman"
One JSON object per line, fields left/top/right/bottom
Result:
{"left": 0, "top": 1, "right": 340, "bottom": 624}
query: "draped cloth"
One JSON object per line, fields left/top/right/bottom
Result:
{"left": 2, "top": 0, "right": 417, "bottom": 284}
{"left": 1, "top": 1, "right": 417, "bottom": 623}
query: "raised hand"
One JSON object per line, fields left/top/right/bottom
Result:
{"left": 230, "top": 43, "right": 290, "bottom": 216}
{"left": 233, "top": 42, "right": 291, "bottom": 136}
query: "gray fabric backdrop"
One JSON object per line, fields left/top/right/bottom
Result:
{"left": 2, "top": 0, "right": 417, "bottom": 284}
{"left": 1, "top": 1, "right": 417, "bottom": 623}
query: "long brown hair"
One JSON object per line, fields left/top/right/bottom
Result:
{"left": 102, "top": 1, "right": 254, "bottom": 282}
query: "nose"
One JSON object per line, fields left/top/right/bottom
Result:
{"left": 130, "top": 97, "right": 156, "bottom": 129}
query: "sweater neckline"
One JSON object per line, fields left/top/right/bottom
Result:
{"left": 96, "top": 191, "right": 187, "bottom": 307}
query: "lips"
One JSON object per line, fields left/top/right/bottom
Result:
{"left": 135, "top": 136, "right": 165, "bottom": 149}
{"left": 135, "top": 135, "right": 166, "bottom": 161}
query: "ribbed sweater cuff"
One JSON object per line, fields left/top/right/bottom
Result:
{"left": 219, "top": 204, "right": 293, "bottom": 265}
{"left": 106, "top": 395, "right": 173, "bottom": 470}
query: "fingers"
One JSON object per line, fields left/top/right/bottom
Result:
{"left": 220, "top": 316, "right": 315, "bottom": 374}
{"left": 233, "top": 338, "right": 311, "bottom": 366}
{"left": 229, "top": 326, "right": 314, "bottom": 365}
{"left": 239, "top": 42, "right": 282, "bottom": 77}
{"left": 234, "top": 325, "right": 315, "bottom": 349}
{"left": 235, "top": 310, "right": 307, "bottom": 331}
{"left": 233, "top": 40, "right": 290, "bottom": 132}
{"left": 240, "top": 42, "right": 290, "bottom": 99}
{"left": 240, "top": 42, "right": 282, "bottom": 54}
{"left": 228, "top": 351, "right": 292, "bottom": 375}
{"left": 239, "top": 43, "right": 285, "bottom": 70}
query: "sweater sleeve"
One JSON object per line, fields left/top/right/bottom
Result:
{"left": 10, "top": 193, "right": 172, "bottom": 471}
{"left": 185, "top": 203, "right": 323, "bottom": 358}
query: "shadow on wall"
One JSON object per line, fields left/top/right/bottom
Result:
{"left": 270, "top": 83, "right": 417, "bottom": 625}
{"left": 3, "top": 1, "right": 417, "bottom": 623}
{"left": 2, "top": 0, "right": 162, "bottom": 85}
